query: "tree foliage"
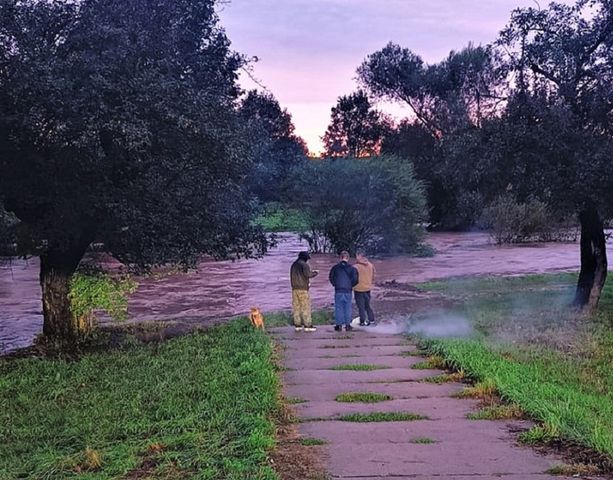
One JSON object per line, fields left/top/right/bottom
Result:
{"left": 239, "top": 90, "right": 307, "bottom": 201}
{"left": 0, "top": 0, "right": 268, "bottom": 339}
{"left": 322, "top": 90, "right": 391, "bottom": 158}
{"left": 287, "top": 156, "right": 427, "bottom": 254}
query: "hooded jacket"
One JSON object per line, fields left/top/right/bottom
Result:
{"left": 354, "top": 259, "right": 375, "bottom": 292}
{"left": 329, "top": 261, "right": 359, "bottom": 293}
{"left": 290, "top": 253, "right": 318, "bottom": 290}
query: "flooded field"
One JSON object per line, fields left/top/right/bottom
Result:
{"left": 0, "top": 232, "right": 598, "bottom": 353}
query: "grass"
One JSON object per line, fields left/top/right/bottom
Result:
{"left": 300, "top": 438, "right": 327, "bottom": 446}
{"left": 334, "top": 392, "right": 393, "bottom": 403}
{"left": 287, "top": 397, "right": 308, "bottom": 404}
{"left": 467, "top": 404, "right": 524, "bottom": 420}
{"left": 410, "top": 437, "right": 436, "bottom": 444}
{"left": 329, "top": 364, "right": 390, "bottom": 371}
{"left": 337, "top": 412, "right": 427, "bottom": 422}
{"left": 254, "top": 203, "right": 309, "bottom": 232}
{"left": 418, "top": 273, "right": 613, "bottom": 462}
{"left": 411, "top": 356, "right": 446, "bottom": 369}
{"left": 421, "top": 371, "right": 465, "bottom": 384}
{"left": 0, "top": 319, "right": 280, "bottom": 480}
{"left": 265, "top": 310, "right": 333, "bottom": 328}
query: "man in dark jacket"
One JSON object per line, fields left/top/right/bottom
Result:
{"left": 290, "top": 251, "right": 319, "bottom": 331}
{"left": 329, "top": 251, "right": 359, "bottom": 331}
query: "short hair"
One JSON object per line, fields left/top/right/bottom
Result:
{"left": 340, "top": 250, "right": 350, "bottom": 259}
{"left": 356, "top": 250, "right": 366, "bottom": 257}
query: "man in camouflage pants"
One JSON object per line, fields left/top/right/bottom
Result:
{"left": 290, "top": 251, "right": 319, "bottom": 331}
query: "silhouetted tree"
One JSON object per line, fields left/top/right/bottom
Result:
{"left": 322, "top": 90, "right": 391, "bottom": 158}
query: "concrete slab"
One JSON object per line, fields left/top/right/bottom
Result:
{"left": 283, "top": 381, "right": 464, "bottom": 402}
{"left": 283, "top": 367, "right": 441, "bottom": 385}
{"left": 295, "top": 397, "right": 478, "bottom": 420}
{"left": 284, "top": 354, "right": 422, "bottom": 370}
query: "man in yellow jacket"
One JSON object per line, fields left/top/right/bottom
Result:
{"left": 353, "top": 251, "right": 376, "bottom": 326}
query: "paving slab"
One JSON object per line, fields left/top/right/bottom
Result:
{"left": 283, "top": 367, "right": 441, "bottom": 385}
{"left": 295, "top": 397, "right": 477, "bottom": 420}
{"left": 284, "top": 380, "right": 463, "bottom": 402}
{"left": 274, "top": 325, "right": 577, "bottom": 479}
{"left": 284, "top": 354, "right": 422, "bottom": 370}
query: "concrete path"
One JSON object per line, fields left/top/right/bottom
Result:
{"left": 272, "top": 326, "right": 580, "bottom": 480}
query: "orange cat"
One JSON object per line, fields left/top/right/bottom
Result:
{"left": 249, "top": 307, "right": 265, "bottom": 330}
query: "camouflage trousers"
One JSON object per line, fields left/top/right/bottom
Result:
{"left": 291, "top": 289, "right": 312, "bottom": 327}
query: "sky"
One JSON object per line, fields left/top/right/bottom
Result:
{"left": 218, "top": 0, "right": 556, "bottom": 154}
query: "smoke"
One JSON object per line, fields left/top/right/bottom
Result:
{"left": 362, "top": 313, "right": 474, "bottom": 338}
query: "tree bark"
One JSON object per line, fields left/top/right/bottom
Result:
{"left": 573, "top": 204, "right": 608, "bottom": 312}
{"left": 40, "top": 244, "right": 88, "bottom": 341}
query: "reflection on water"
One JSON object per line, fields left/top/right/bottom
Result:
{"left": 1, "top": 232, "right": 591, "bottom": 354}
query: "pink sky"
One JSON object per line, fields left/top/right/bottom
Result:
{"left": 219, "top": 1, "right": 568, "bottom": 154}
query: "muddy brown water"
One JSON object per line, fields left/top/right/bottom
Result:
{"left": 0, "top": 232, "right": 600, "bottom": 354}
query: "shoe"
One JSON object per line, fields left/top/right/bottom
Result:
{"left": 334, "top": 325, "right": 342, "bottom": 332}
{"left": 294, "top": 326, "right": 304, "bottom": 332}
{"left": 304, "top": 326, "right": 317, "bottom": 332}
{"left": 359, "top": 322, "right": 366, "bottom": 326}
{"left": 345, "top": 325, "right": 353, "bottom": 331}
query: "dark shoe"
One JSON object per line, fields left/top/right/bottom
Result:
{"left": 345, "top": 325, "right": 353, "bottom": 331}
{"left": 334, "top": 325, "right": 342, "bottom": 332}
{"left": 359, "top": 321, "right": 366, "bottom": 326}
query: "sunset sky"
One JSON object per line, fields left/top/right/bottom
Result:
{"left": 219, "top": 1, "right": 564, "bottom": 154}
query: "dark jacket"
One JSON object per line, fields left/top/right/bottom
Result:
{"left": 329, "top": 261, "right": 359, "bottom": 293}
{"left": 290, "top": 258, "right": 318, "bottom": 290}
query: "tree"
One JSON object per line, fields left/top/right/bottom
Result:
{"left": 0, "top": 0, "right": 268, "bottom": 341}
{"left": 288, "top": 156, "right": 427, "bottom": 254}
{"left": 322, "top": 90, "right": 391, "bottom": 158}
{"left": 357, "top": 43, "right": 504, "bottom": 137}
{"left": 498, "top": 0, "right": 613, "bottom": 311}
{"left": 239, "top": 90, "right": 307, "bottom": 201}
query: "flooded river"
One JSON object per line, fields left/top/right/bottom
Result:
{"left": 0, "top": 232, "right": 597, "bottom": 353}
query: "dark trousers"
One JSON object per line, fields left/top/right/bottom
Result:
{"left": 354, "top": 291, "right": 375, "bottom": 324}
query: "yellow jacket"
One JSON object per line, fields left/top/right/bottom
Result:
{"left": 354, "top": 259, "right": 375, "bottom": 292}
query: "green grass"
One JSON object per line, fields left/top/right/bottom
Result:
{"left": 264, "top": 310, "right": 332, "bottom": 328}
{"left": 422, "top": 337, "right": 613, "bottom": 456}
{"left": 337, "top": 412, "right": 427, "bottom": 422}
{"left": 254, "top": 203, "right": 309, "bottom": 232}
{"left": 410, "top": 437, "right": 436, "bottom": 444}
{"left": 0, "top": 320, "right": 280, "bottom": 480}
{"left": 286, "top": 397, "right": 308, "bottom": 404}
{"left": 466, "top": 404, "right": 523, "bottom": 420}
{"left": 300, "top": 438, "right": 327, "bottom": 446}
{"left": 417, "top": 273, "right": 613, "bottom": 461}
{"left": 329, "top": 364, "right": 391, "bottom": 371}
{"left": 421, "top": 372, "right": 465, "bottom": 384}
{"left": 335, "top": 392, "right": 393, "bottom": 403}
{"left": 411, "top": 356, "right": 446, "bottom": 369}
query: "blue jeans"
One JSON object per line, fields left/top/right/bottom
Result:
{"left": 334, "top": 292, "right": 353, "bottom": 326}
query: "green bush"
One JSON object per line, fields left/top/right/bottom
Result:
{"left": 69, "top": 273, "right": 138, "bottom": 330}
{"left": 480, "top": 195, "right": 576, "bottom": 244}
{"left": 287, "top": 156, "right": 428, "bottom": 254}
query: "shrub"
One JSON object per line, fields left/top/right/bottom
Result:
{"left": 287, "top": 156, "right": 427, "bottom": 254}
{"left": 480, "top": 195, "right": 577, "bottom": 244}
{"left": 69, "top": 273, "right": 138, "bottom": 332}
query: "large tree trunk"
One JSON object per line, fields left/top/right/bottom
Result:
{"left": 40, "top": 244, "right": 88, "bottom": 341}
{"left": 573, "top": 204, "right": 607, "bottom": 312}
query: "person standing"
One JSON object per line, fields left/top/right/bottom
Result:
{"left": 290, "top": 251, "right": 319, "bottom": 332}
{"left": 329, "top": 251, "right": 359, "bottom": 331}
{"left": 354, "top": 251, "right": 376, "bottom": 326}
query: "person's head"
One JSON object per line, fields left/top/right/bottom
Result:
{"left": 339, "top": 250, "right": 350, "bottom": 262}
{"left": 356, "top": 250, "right": 367, "bottom": 262}
{"left": 298, "top": 251, "right": 311, "bottom": 262}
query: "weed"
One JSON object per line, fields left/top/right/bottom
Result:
{"left": 422, "top": 371, "right": 465, "bottom": 384}
{"left": 410, "top": 437, "right": 436, "bottom": 444}
{"left": 287, "top": 397, "right": 308, "bottom": 404}
{"left": 546, "top": 463, "right": 600, "bottom": 476}
{"left": 467, "top": 404, "right": 523, "bottom": 420}
{"left": 329, "top": 364, "right": 390, "bottom": 371}
{"left": 337, "top": 412, "right": 427, "bottom": 422}
{"left": 411, "top": 356, "right": 446, "bottom": 369}
{"left": 334, "top": 392, "right": 393, "bottom": 403}
{"left": 300, "top": 438, "right": 327, "bottom": 446}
